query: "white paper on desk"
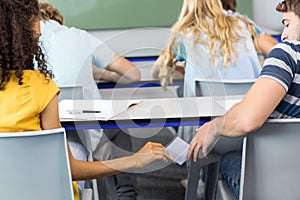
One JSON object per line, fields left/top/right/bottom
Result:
{"left": 216, "top": 99, "right": 241, "bottom": 111}
{"left": 166, "top": 137, "right": 189, "bottom": 165}
{"left": 59, "top": 99, "right": 142, "bottom": 121}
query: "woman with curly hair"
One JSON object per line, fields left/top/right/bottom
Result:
{"left": 0, "top": 1, "right": 171, "bottom": 199}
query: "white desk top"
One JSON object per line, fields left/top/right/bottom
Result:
{"left": 60, "top": 95, "right": 242, "bottom": 123}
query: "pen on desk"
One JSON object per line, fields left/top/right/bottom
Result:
{"left": 82, "top": 110, "right": 101, "bottom": 113}
{"left": 67, "top": 110, "right": 101, "bottom": 114}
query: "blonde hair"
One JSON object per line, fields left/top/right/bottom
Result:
{"left": 159, "top": 0, "right": 260, "bottom": 86}
{"left": 38, "top": 1, "right": 64, "bottom": 25}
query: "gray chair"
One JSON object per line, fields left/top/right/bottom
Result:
{"left": 58, "top": 85, "right": 84, "bottom": 101}
{"left": 239, "top": 119, "right": 300, "bottom": 200}
{"left": 185, "top": 78, "right": 255, "bottom": 200}
{"left": 59, "top": 84, "right": 98, "bottom": 200}
{"left": 195, "top": 78, "right": 256, "bottom": 97}
{"left": 99, "top": 84, "right": 180, "bottom": 100}
{"left": 0, "top": 128, "right": 74, "bottom": 200}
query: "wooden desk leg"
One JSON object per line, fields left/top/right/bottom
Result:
{"left": 185, "top": 157, "right": 201, "bottom": 200}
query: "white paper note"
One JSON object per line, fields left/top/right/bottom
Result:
{"left": 166, "top": 137, "right": 189, "bottom": 165}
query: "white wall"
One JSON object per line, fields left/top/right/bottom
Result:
{"left": 252, "top": 0, "right": 283, "bottom": 35}
{"left": 88, "top": 27, "right": 172, "bottom": 80}
{"left": 88, "top": 27, "right": 171, "bottom": 57}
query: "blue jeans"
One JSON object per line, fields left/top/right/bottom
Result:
{"left": 220, "top": 150, "right": 242, "bottom": 200}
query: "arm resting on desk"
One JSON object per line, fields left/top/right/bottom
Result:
{"left": 258, "top": 33, "right": 279, "bottom": 57}
{"left": 93, "top": 54, "right": 141, "bottom": 84}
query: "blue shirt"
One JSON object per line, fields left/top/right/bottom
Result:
{"left": 178, "top": 20, "right": 261, "bottom": 98}
{"left": 39, "top": 20, "right": 115, "bottom": 99}
{"left": 177, "top": 19, "right": 262, "bottom": 142}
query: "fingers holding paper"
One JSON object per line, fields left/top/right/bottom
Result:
{"left": 187, "top": 122, "right": 221, "bottom": 162}
{"left": 132, "top": 142, "right": 172, "bottom": 168}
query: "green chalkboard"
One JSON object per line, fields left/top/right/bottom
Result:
{"left": 236, "top": 0, "right": 253, "bottom": 19}
{"left": 46, "top": 0, "right": 183, "bottom": 30}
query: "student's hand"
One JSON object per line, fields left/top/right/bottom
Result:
{"left": 187, "top": 122, "right": 220, "bottom": 162}
{"left": 131, "top": 142, "right": 172, "bottom": 168}
{"left": 159, "top": 66, "right": 175, "bottom": 88}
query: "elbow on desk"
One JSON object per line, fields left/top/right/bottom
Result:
{"left": 125, "top": 62, "right": 142, "bottom": 82}
{"left": 131, "top": 69, "right": 142, "bottom": 82}
{"left": 119, "top": 68, "right": 141, "bottom": 83}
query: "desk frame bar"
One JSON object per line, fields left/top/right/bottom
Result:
{"left": 61, "top": 117, "right": 210, "bottom": 130}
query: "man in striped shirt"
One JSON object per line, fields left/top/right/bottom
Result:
{"left": 187, "top": 0, "right": 300, "bottom": 199}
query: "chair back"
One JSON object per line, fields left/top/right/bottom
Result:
{"left": 59, "top": 85, "right": 84, "bottom": 101}
{"left": 0, "top": 128, "right": 74, "bottom": 200}
{"left": 195, "top": 78, "right": 256, "bottom": 155}
{"left": 195, "top": 78, "right": 256, "bottom": 97}
{"left": 240, "top": 119, "right": 300, "bottom": 200}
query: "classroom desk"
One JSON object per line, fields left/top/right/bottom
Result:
{"left": 96, "top": 79, "right": 184, "bottom": 100}
{"left": 60, "top": 95, "right": 242, "bottom": 200}
{"left": 97, "top": 79, "right": 183, "bottom": 89}
{"left": 60, "top": 95, "right": 241, "bottom": 131}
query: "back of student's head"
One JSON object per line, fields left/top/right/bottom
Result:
{"left": 164, "top": 0, "right": 258, "bottom": 66}
{"left": 39, "top": 2, "right": 64, "bottom": 25}
{"left": 0, "top": 0, "right": 51, "bottom": 90}
{"left": 221, "top": 0, "right": 236, "bottom": 12}
{"left": 276, "top": 0, "right": 300, "bottom": 18}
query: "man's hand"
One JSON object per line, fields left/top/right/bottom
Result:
{"left": 187, "top": 121, "right": 221, "bottom": 162}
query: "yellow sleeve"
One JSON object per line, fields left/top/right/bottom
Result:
{"left": 31, "top": 71, "right": 60, "bottom": 114}
{"left": 72, "top": 181, "right": 80, "bottom": 200}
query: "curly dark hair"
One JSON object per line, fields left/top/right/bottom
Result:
{"left": 0, "top": 0, "right": 53, "bottom": 90}
{"left": 276, "top": 0, "right": 300, "bottom": 18}
{"left": 39, "top": 2, "right": 64, "bottom": 25}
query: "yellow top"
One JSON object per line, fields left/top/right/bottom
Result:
{"left": 0, "top": 70, "right": 59, "bottom": 132}
{"left": 0, "top": 70, "right": 79, "bottom": 200}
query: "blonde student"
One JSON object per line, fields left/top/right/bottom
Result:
{"left": 152, "top": 0, "right": 261, "bottom": 141}
{"left": 0, "top": 1, "right": 171, "bottom": 200}
{"left": 151, "top": 0, "right": 262, "bottom": 198}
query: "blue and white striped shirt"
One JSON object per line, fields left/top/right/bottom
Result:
{"left": 260, "top": 40, "right": 300, "bottom": 118}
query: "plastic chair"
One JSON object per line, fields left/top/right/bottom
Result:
{"left": 0, "top": 128, "right": 74, "bottom": 200}
{"left": 185, "top": 78, "right": 255, "bottom": 200}
{"left": 240, "top": 119, "right": 300, "bottom": 200}
{"left": 59, "top": 84, "right": 99, "bottom": 200}
{"left": 194, "top": 78, "right": 255, "bottom": 156}
{"left": 195, "top": 78, "right": 256, "bottom": 97}
{"left": 58, "top": 85, "right": 84, "bottom": 101}
{"left": 217, "top": 119, "right": 300, "bottom": 200}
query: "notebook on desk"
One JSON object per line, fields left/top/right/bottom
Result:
{"left": 59, "top": 99, "right": 142, "bottom": 121}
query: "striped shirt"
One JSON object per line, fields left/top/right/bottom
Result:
{"left": 260, "top": 40, "right": 300, "bottom": 118}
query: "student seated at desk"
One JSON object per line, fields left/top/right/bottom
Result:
{"left": 0, "top": 1, "right": 171, "bottom": 200}
{"left": 151, "top": 0, "right": 262, "bottom": 198}
{"left": 187, "top": 0, "right": 300, "bottom": 199}
{"left": 221, "top": 0, "right": 279, "bottom": 58}
{"left": 152, "top": 0, "right": 261, "bottom": 144}
{"left": 39, "top": 2, "right": 141, "bottom": 199}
